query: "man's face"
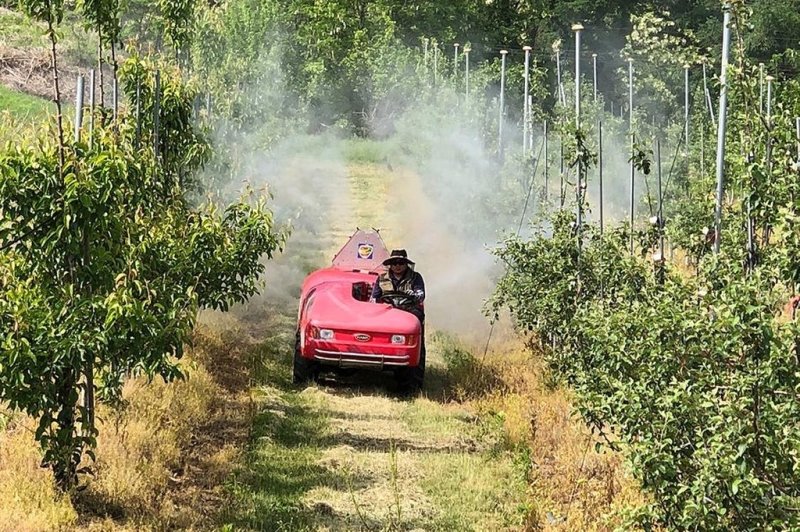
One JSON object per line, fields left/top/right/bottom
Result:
{"left": 388, "top": 261, "right": 408, "bottom": 276}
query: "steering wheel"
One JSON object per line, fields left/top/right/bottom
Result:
{"left": 378, "top": 290, "right": 420, "bottom": 309}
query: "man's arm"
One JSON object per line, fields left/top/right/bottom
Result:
{"left": 410, "top": 272, "right": 425, "bottom": 303}
{"left": 370, "top": 277, "right": 383, "bottom": 302}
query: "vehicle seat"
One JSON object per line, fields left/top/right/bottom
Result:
{"left": 351, "top": 281, "right": 371, "bottom": 302}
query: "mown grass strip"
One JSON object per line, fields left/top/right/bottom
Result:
{"left": 0, "top": 86, "right": 53, "bottom": 120}
{"left": 221, "top": 389, "right": 335, "bottom": 532}
{"left": 219, "top": 321, "right": 338, "bottom": 531}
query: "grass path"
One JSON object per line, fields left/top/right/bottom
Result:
{"left": 222, "top": 335, "right": 529, "bottom": 531}
{"left": 220, "top": 160, "right": 531, "bottom": 531}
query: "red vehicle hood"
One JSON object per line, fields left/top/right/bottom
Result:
{"left": 307, "top": 280, "right": 420, "bottom": 335}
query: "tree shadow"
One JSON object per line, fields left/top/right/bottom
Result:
{"left": 219, "top": 394, "right": 374, "bottom": 531}
{"left": 310, "top": 361, "right": 460, "bottom": 404}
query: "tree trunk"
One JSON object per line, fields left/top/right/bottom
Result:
{"left": 111, "top": 41, "right": 118, "bottom": 122}
{"left": 52, "top": 368, "right": 79, "bottom": 491}
{"left": 98, "top": 30, "right": 105, "bottom": 109}
{"left": 45, "top": 10, "right": 64, "bottom": 169}
{"left": 82, "top": 229, "right": 95, "bottom": 432}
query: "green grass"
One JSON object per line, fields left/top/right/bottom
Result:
{"left": 418, "top": 451, "right": 531, "bottom": 531}
{"left": 0, "top": 7, "right": 46, "bottom": 48}
{"left": 401, "top": 399, "right": 475, "bottom": 440}
{"left": 341, "top": 138, "right": 387, "bottom": 164}
{"left": 0, "top": 85, "right": 53, "bottom": 120}
{"left": 221, "top": 389, "right": 337, "bottom": 531}
{"left": 218, "top": 322, "right": 341, "bottom": 531}
{"left": 0, "top": 7, "right": 97, "bottom": 65}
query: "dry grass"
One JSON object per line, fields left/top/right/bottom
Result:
{"left": 440, "top": 333, "right": 647, "bottom": 531}
{"left": 0, "top": 315, "right": 258, "bottom": 531}
{"left": 0, "top": 411, "right": 78, "bottom": 532}
{"left": 76, "top": 358, "right": 223, "bottom": 528}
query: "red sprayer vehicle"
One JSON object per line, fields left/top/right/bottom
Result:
{"left": 294, "top": 229, "right": 425, "bottom": 388}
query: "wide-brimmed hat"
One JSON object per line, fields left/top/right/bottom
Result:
{"left": 382, "top": 249, "right": 415, "bottom": 266}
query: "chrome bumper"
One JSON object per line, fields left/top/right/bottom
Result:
{"left": 313, "top": 349, "right": 411, "bottom": 368}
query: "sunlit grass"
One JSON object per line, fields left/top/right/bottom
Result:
{"left": 0, "top": 87, "right": 55, "bottom": 144}
{"left": 0, "top": 7, "right": 46, "bottom": 48}
{"left": 0, "top": 6, "right": 97, "bottom": 64}
{"left": 419, "top": 451, "right": 530, "bottom": 531}
{"left": 220, "top": 389, "right": 332, "bottom": 531}
{"left": 451, "top": 335, "right": 649, "bottom": 530}
{"left": 341, "top": 137, "right": 394, "bottom": 164}
{"left": 0, "top": 86, "right": 53, "bottom": 119}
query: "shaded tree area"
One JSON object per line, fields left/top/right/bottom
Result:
{"left": 69, "top": 0, "right": 798, "bottom": 134}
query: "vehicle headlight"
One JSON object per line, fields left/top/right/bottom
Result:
{"left": 391, "top": 334, "right": 406, "bottom": 345}
{"left": 319, "top": 329, "right": 334, "bottom": 340}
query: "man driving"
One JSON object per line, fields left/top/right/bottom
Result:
{"left": 371, "top": 249, "right": 425, "bottom": 323}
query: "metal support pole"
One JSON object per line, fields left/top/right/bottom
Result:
{"left": 747, "top": 197, "right": 755, "bottom": 272}
{"left": 556, "top": 49, "right": 565, "bottom": 105}
{"left": 763, "top": 77, "right": 775, "bottom": 249}
{"left": 684, "top": 64, "right": 690, "bottom": 154}
{"left": 574, "top": 25, "right": 583, "bottom": 128}
{"left": 89, "top": 69, "right": 95, "bottom": 149}
{"left": 499, "top": 50, "right": 508, "bottom": 156}
{"left": 759, "top": 63, "right": 765, "bottom": 115}
{"left": 528, "top": 95, "right": 534, "bottom": 153}
{"left": 464, "top": 46, "right": 471, "bottom": 104}
{"left": 574, "top": 24, "right": 584, "bottom": 233}
{"left": 544, "top": 121, "right": 549, "bottom": 201}
{"left": 599, "top": 121, "right": 604, "bottom": 234}
{"left": 592, "top": 53, "right": 598, "bottom": 103}
{"left": 154, "top": 70, "right": 161, "bottom": 159}
{"left": 700, "top": 122, "right": 705, "bottom": 176}
{"left": 766, "top": 75, "right": 775, "bottom": 180}
{"left": 560, "top": 141, "right": 565, "bottom": 208}
{"left": 523, "top": 45, "right": 532, "bottom": 156}
{"left": 703, "top": 62, "right": 715, "bottom": 128}
{"left": 714, "top": 5, "right": 732, "bottom": 254}
{"left": 134, "top": 77, "right": 141, "bottom": 149}
{"left": 796, "top": 117, "right": 800, "bottom": 161}
{"left": 657, "top": 138, "right": 664, "bottom": 264}
{"left": 453, "top": 43, "right": 459, "bottom": 80}
{"left": 433, "top": 43, "right": 439, "bottom": 87}
{"left": 766, "top": 75, "right": 774, "bottom": 123}
{"left": 74, "top": 75, "right": 84, "bottom": 143}
{"left": 628, "top": 58, "right": 635, "bottom": 254}
{"left": 112, "top": 77, "right": 118, "bottom": 123}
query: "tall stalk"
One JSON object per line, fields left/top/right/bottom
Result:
{"left": 45, "top": 2, "right": 64, "bottom": 169}
{"left": 97, "top": 35, "right": 105, "bottom": 107}
{"left": 111, "top": 42, "right": 119, "bottom": 121}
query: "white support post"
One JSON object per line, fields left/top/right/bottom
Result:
{"left": 74, "top": 75, "right": 84, "bottom": 143}
{"left": 684, "top": 64, "right": 690, "bottom": 153}
{"left": 628, "top": 58, "right": 635, "bottom": 254}
{"left": 88, "top": 69, "right": 95, "bottom": 149}
{"left": 499, "top": 50, "right": 508, "bottom": 155}
{"left": 464, "top": 45, "right": 471, "bottom": 105}
{"left": 766, "top": 75, "right": 774, "bottom": 125}
{"left": 433, "top": 43, "right": 439, "bottom": 87}
{"left": 555, "top": 46, "right": 565, "bottom": 105}
{"left": 714, "top": 4, "right": 732, "bottom": 254}
{"left": 453, "top": 43, "right": 459, "bottom": 80}
{"left": 523, "top": 45, "right": 532, "bottom": 156}
{"left": 703, "top": 61, "right": 715, "bottom": 128}
{"left": 573, "top": 24, "right": 584, "bottom": 232}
